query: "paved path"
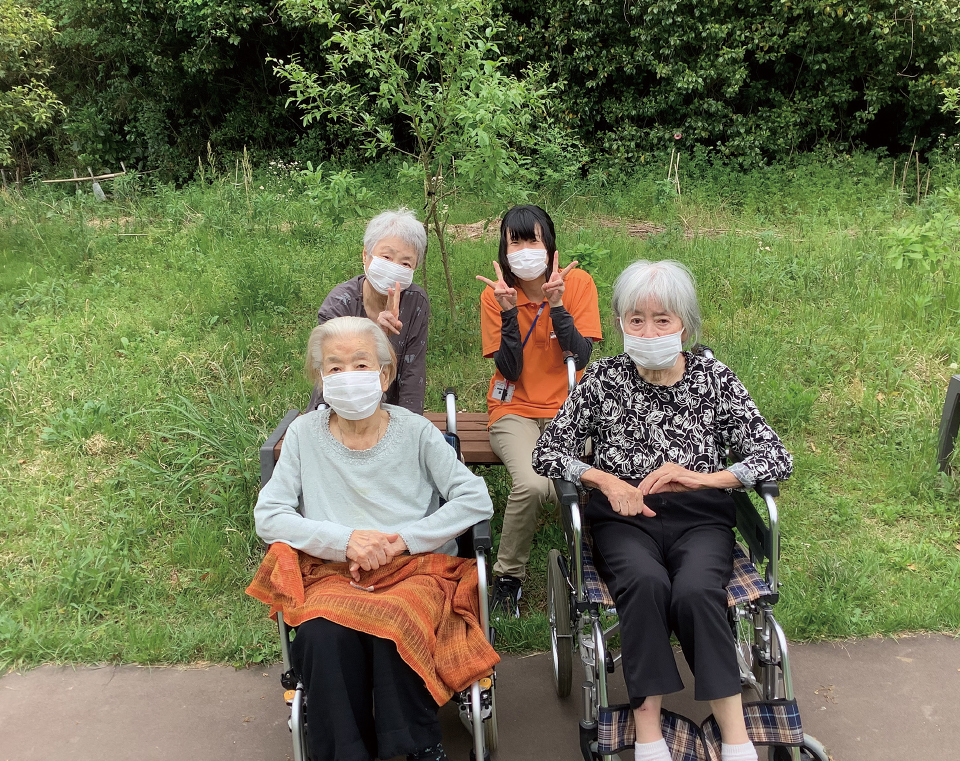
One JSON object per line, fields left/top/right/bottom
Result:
{"left": 1, "top": 634, "right": 957, "bottom": 760}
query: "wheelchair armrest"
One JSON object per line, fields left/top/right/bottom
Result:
{"left": 735, "top": 480, "right": 782, "bottom": 590}
{"left": 259, "top": 409, "right": 300, "bottom": 487}
{"left": 466, "top": 519, "right": 493, "bottom": 553}
{"left": 756, "top": 480, "right": 779, "bottom": 499}
{"left": 553, "top": 477, "right": 580, "bottom": 506}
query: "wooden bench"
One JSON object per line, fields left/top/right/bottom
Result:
{"left": 260, "top": 406, "right": 501, "bottom": 486}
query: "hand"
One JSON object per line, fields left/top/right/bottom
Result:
{"left": 476, "top": 262, "right": 518, "bottom": 312}
{"left": 346, "top": 529, "right": 405, "bottom": 582}
{"left": 376, "top": 284, "right": 403, "bottom": 336}
{"left": 541, "top": 257, "right": 579, "bottom": 308}
{"left": 637, "top": 462, "right": 733, "bottom": 496}
{"left": 583, "top": 468, "right": 656, "bottom": 517}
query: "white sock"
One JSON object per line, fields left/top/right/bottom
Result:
{"left": 635, "top": 737, "right": 673, "bottom": 761}
{"left": 721, "top": 741, "right": 758, "bottom": 761}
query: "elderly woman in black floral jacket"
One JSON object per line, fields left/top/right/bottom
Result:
{"left": 532, "top": 260, "right": 793, "bottom": 761}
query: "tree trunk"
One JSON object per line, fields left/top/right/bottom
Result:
{"left": 430, "top": 201, "right": 456, "bottom": 318}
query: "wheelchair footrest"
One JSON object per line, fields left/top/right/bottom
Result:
{"left": 597, "top": 699, "right": 803, "bottom": 758}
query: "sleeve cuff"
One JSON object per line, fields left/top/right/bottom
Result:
{"left": 335, "top": 528, "right": 354, "bottom": 563}
{"left": 564, "top": 460, "right": 591, "bottom": 486}
{"left": 727, "top": 462, "right": 756, "bottom": 489}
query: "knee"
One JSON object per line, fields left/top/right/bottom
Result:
{"left": 669, "top": 579, "right": 724, "bottom": 620}
{"left": 508, "top": 472, "right": 552, "bottom": 506}
{"left": 294, "top": 618, "right": 356, "bottom": 661}
{"left": 615, "top": 570, "right": 671, "bottom": 609}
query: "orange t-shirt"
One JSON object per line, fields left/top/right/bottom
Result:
{"left": 480, "top": 268, "right": 602, "bottom": 426}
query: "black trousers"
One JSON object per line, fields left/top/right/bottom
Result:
{"left": 290, "top": 617, "right": 442, "bottom": 761}
{"left": 585, "top": 484, "right": 740, "bottom": 707}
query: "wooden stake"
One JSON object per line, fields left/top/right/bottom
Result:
{"left": 915, "top": 153, "right": 921, "bottom": 204}
{"left": 674, "top": 152, "right": 681, "bottom": 198}
{"left": 901, "top": 136, "right": 917, "bottom": 194}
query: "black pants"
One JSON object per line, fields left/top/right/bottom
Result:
{"left": 586, "top": 485, "right": 740, "bottom": 707}
{"left": 291, "top": 617, "right": 442, "bottom": 761}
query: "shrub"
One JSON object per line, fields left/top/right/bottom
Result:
{"left": 499, "top": 0, "right": 960, "bottom": 163}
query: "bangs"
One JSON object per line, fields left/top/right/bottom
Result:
{"left": 500, "top": 205, "right": 556, "bottom": 251}
{"left": 504, "top": 215, "right": 543, "bottom": 244}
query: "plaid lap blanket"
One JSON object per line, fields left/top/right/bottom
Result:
{"left": 583, "top": 535, "right": 773, "bottom": 609}
{"left": 246, "top": 543, "right": 499, "bottom": 705}
{"left": 599, "top": 700, "right": 803, "bottom": 757}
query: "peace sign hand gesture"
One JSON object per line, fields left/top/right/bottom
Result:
{"left": 377, "top": 283, "right": 403, "bottom": 336}
{"left": 476, "top": 261, "right": 518, "bottom": 312}
{"left": 541, "top": 257, "right": 579, "bottom": 307}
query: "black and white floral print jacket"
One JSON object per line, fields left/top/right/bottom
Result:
{"left": 532, "top": 352, "right": 793, "bottom": 488}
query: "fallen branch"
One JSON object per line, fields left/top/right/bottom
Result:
{"left": 42, "top": 170, "right": 127, "bottom": 184}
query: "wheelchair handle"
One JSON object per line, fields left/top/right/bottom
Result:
{"left": 443, "top": 388, "right": 457, "bottom": 435}
{"left": 565, "top": 354, "right": 576, "bottom": 395}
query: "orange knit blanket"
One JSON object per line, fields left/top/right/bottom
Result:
{"left": 246, "top": 543, "right": 500, "bottom": 704}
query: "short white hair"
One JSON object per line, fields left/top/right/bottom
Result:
{"left": 363, "top": 208, "right": 427, "bottom": 266}
{"left": 305, "top": 316, "right": 397, "bottom": 386}
{"left": 611, "top": 260, "right": 702, "bottom": 347}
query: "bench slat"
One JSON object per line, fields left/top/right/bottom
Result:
{"left": 272, "top": 411, "right": 502, "bottom": 468}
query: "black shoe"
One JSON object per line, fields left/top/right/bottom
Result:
{"left": 491, "top": 575, "right": 522, "bottom": 619}
{"left": 407, "top": 743, "right": 448, "bottom": 761}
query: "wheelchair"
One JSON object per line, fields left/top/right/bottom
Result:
{"left": 543, "top": 357, "right": 829, "bottom": 761}
{"left": 258, "top": 408, "right": 499, "bottom": 761}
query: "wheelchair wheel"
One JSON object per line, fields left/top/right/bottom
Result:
{"left": 772, "top": 735, "right": 830, "bottom": 761}
{"left": 547, "top": 548, "right": 573, "bottom": 697}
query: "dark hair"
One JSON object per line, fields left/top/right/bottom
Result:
{"left": 498, "top": 205, "right": 558, "bottom": 288}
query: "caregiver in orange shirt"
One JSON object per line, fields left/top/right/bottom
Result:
{"left": 477, "top": 204, "right": 602, "bottom": 618}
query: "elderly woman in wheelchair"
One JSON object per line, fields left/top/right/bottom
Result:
{"left": 533, "top": 260, "right": 793, "bottom": 761}
{"left": 248, "top": 316, "right": 498, "bottom": 761}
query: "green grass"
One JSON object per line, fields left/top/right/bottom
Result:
{"left": 1, "top": 151, "right": 959, "bottom": 669}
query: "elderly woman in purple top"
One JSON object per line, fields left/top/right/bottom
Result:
{"left": 533, "top": 260, "right": 793, "bottom": 761}
{"left": 307, "top": 208, "right": 430, "bottom": 415}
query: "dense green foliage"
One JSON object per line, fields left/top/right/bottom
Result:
{"left": 0, "top": 0, "right": 957, "bottom": 175}
{"left": 0, "top": 0, "right": 64, "bottom": 167}
{"left": 33, "top": 0, "right": 334, "bottom": 177}
{"left": 1, "top": 153, "right": 959, "bottom": 667}
{"left": 501, "top": 0, "right": 960, "bottom": 163}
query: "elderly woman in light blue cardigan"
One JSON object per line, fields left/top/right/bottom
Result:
{"left": 255, "top": 315, "right": 493, "bottom": 761}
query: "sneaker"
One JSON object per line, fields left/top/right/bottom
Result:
{"left": 491, "top": 575, "right": 522, "bottom": 619}
{"left": 407, "top": 743, "right": 449, "bottom": 761}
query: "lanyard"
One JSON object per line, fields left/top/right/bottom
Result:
{"left": 521, "top": 302, "right": 547, "bottom": 349}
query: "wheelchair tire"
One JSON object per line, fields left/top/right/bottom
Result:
{"left": 772, "top": 735, "right": 830, "bottom": 761}
{"left": 547, "top": 548, "right": 574, "bottom": 698}
{"left": 483, "top": 681, "right": 499, "bottom": 752}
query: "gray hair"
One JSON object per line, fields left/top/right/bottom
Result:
{"left": 363, "top": 208, "right": 427, "bottom": 266}
{"left": 611, "top": 260, "right": 702, "bottom": 347}
{"left": 305, "top": 316, "right": 398, "bottom": 387}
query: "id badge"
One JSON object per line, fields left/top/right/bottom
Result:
{"left": 492, "top": 379, "right": 516, "bottom": 403}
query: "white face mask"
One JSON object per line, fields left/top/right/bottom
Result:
{"left": 322, "top": 370, "right": 384, "bottom": 420}
{"left": 507, "top": 247, "right": 548, "bottom": 280}
{"left": 365, "top": 255, "right": 414, "bottom": 296}
{"left": 622, "top": 325, "right": 684, "bottom": 370}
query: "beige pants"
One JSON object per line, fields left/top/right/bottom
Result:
{"left": 490, "top": 414, "right": 557, "bottom": 580}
